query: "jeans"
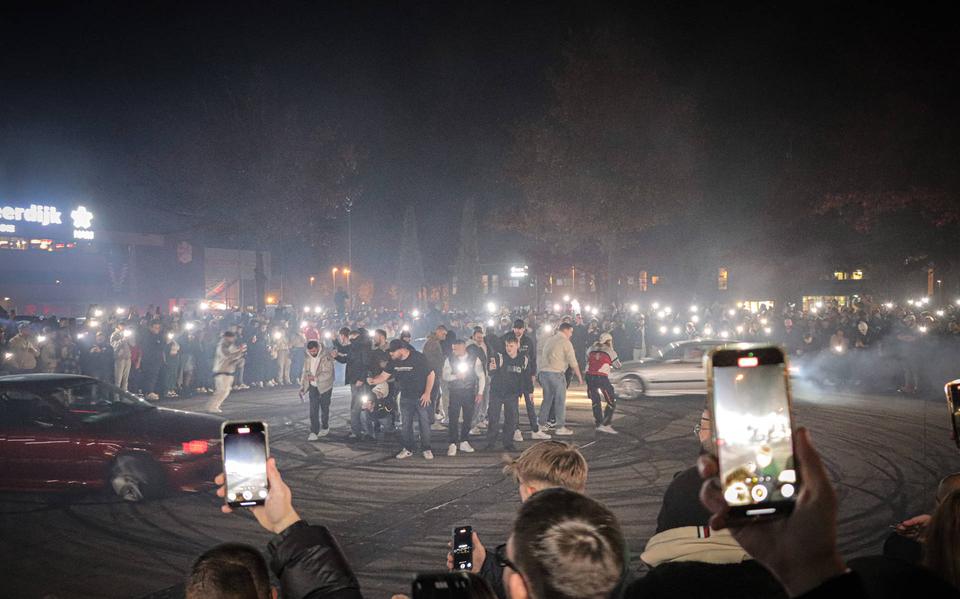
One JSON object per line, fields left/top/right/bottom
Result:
{"left": 486, "top": 393, "right": 518, "bottom": 448}
{"left": 447, "top": 389, "right": 476, "bottom": 444}
{"left": 206, "top": 374, "right": 234, "bottom": 411}
{"left": 586, "top": 374, "right": 616, "bottom": 426}
{"left": 308, "top": 386, "right": 332, "bottom": 433}
{"left": 519, "top": 389, "right": 539, "bottom": 432}
{"left": 538, "top": 371, "right": 567, "bottom": 428}
{"left": 114, "top": 358, "right": 131, "bottom": 391}
{"left": 349, "top": 383, "right": 365, "bottom": 436}
{"left": 361, "top": 410, "right": 395, "bottom": 440}
{"left": 471, "top": 378, "right": 490, "bottom": 428}
{"left": 400, "top": 397, "right": 432, "bottom": 452}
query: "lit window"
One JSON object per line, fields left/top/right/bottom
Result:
{"left": 651, "top": 275, "right": 660, "bottom": 286}
{"left": 718, "top": 267, "right": 728, "bottom": 290}
{"left": 833, "top": 271, "right": 848, "bottom": 281}
{"left": 851, "top": 270, "right": 864, "bottom": 280}
{"left": 639, "top": 271, "right": 648, "bottom": 292}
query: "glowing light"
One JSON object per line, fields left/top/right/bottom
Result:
{"left": 122, "top": 329, "right": 132, "bottom": 338}
{"left": 584, "top": 304, "right": 592, "bottom": 312}
{"left": 630, "top": 303, "right": 639, "bottom": 313}
{"left": 764, "top": 327, "right": 772, "bottom": 335}
{"left": 172, "top": 306, "right": 180, "bottom": 313}
{"left": 689, "top": 305, "right": 698, "bottom": 313}
{"left": 936, "top": 310, "right": 945, "bottom": 317}
{"left": 88, "top": 319, "right": 100, "bottom": 329}
{"left": 815, "top": 302, "right": 823, "bottom": 309}
{"left": 704, "top": 326, "right": 713, "bottom": 335}
{"left": 486, "top": 302, "right": 497, "bottom": 314}
{"left": 659, "top": 326, "right": 668, "bottom": 334}
{"left": 563, "top": 295, "right": 570, "bottom": 302}
{"left": 457, "top": 361, "right": 470, "bottom": 374}
{"left": 728, "top": 309, "right": 736, "bottom": 317}
{"left": 736, "top": 325, "right": 744, "bottom": 333}
{"left": 720, "top": 330, "right": 730, "bottom": 339}
{"left": 907, "top": 299, "right": 915, "bottom": 306}
{"left": 93, "top": 309, "right": 104, "bottom": 317}
{"left": 199, "top": 301, "right": 210, "bottom": 311}
{"left": 921, "top": 297, "right": 930, "bottom": 304}
{"left": 884, "top": 302, "right": 894, "bottom": 309}
{"left": 834, "top": 345, "right": 843, "bottom": 353}
{"left": 116, "top": 307, "right": 126, "bottom": 315}
{"left": 918, "top": 325, "right": 928, "bottom": 333}
{"left": 412, "top": 309, "right": 420, "bottom": 318}
{"left": 37, "top": 335, "right": 47, "bottom": 343}
{"left": 185, "top": 322, "right": 196, "bottom": 331}
{"left": 77, "top": 332, "right": 86, "bottom": 339}
{"left": 810, "top": 307, "right": 819, "bottom": 314}
{"left": 3, "top": 352, "right": 13, "bottom": 360}
{"left": 300, "top": 320, "right": 308, "bottom": 328}
{"left": 664, "top": 306, "right": 672, "bottom": 315}
{"left": 691, "top": 315, "right": 700, "bottom": 323}
{"left": 672, "top": 326, "right": 681, "bottom": 335}
{"left": 759, "top": 318, "right": 768, "bottom": 325}
{"left": 552, "top": 303, "right": 561, "bottom": 312}
{"left": 303, "top": 306, "right": 312, "bottom": 314}
{"left": 487, "top": 319, "right": 495, "bottom": 326}
{"left": 656, "top": 310, "right": 666, "bottom": 319}
{"left": 314, "top": 305, "right": 322, "bottom": 313}
{"left": 324, "top": 331, "right": 333, "bottom": 339}
{"left": 272, "top": 331, "right": 282, "bottom": 340}
{"left": 591, "top": 307, "right": 599, "bottom": 315}
{"left": 401, "top": 324, "right": 410, "bottom": 332}
{"left": 542, "top": 324, "right": 553, "bottom": 334}
{"left": 955, "top": 299, "right": 960, "bottom": 306}
{"left": 167, "top": 333, "right": 175, "bottom": 341}
{"left": 651, "top": 302, "right": 660, "bottom": 310}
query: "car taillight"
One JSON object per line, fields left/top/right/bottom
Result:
{"left": 181, "top": 440, "right": 209, "bottom": 455}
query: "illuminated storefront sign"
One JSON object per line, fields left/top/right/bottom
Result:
{"left": 0, "top": 202, "right": 95, "bottom": 242}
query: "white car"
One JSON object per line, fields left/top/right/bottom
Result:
{"left": 608, "top": 339, "right": 732, "bottom": 398}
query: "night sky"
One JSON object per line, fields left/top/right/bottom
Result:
{"left": 2, "top": 1, "right": 958, "bottom": 285}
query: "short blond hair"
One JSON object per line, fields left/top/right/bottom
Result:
{"left": 503, "top": 441, "right": 587, "bottom": 493}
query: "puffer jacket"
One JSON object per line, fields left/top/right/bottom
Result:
{"left": 267, "top": 521, "right": 363, "bottom": 599}
{"left": 300, "top": 348, "right": 335, "bottom": 394}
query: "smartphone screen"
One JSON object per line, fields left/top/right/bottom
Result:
{"left": 710, "top": 346, "right": 798, "bottom": 519}
{"left": 222, "top": 421, "right": 269, "bottom": 508}
{"left": 452, "top": 526, "right": 473, "bottom": 571}
{"left": 412, "top": 573, "right": 472, "bottom": 598}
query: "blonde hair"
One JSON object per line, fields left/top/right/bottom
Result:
{"left": 503, "top": 441, "right": 587, "bottom": 493}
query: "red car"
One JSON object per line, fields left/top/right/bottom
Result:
{"left": 0, "top": 374, "right": 223, "bottom": 501}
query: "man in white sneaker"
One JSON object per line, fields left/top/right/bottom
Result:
{"left": 537, "top": 323, "right": 583, "bottom": 437}
{"left": 206, "top": 331, "right": 246, "bottom": 413}
{"left": 442, "top": 338, "right": 484, "bottom": 456}
{"left": 368, "top": 339, "right": 436, "bottom": 460}
{"left": 585, "top": 333, "right": 622, "bottom": 435}
{"left": 301, "top": 340, "right": 335, "bottom": 441}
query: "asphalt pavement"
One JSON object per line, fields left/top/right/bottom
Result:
{"left": 0, "top": 381, "right": 956, "bottom": 599}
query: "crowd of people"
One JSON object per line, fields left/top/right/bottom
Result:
{"left": 189, "top": 433, "right": 960, "bottom": 598}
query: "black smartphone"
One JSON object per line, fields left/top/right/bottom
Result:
{"left": 945, "top": 380, "right": 960, "bottom": 449}
{"left": 452, "top": 526, "right": 473, "bottom": 571}
{"left": 221, "top": 421, "right": 269, "bottom": 508}
{"left": 412, "top": 573, "right": 473, "bottom": 598}
{"left": 708, "top": 345, "right": 798, "bottom": 522}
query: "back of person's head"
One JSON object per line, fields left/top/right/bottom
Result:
{"left": 186, "top": 543, "right": 271, "bottom": 599}
{"left": 924, "top": 489, "right": 960, "bottom": 590}
{"left": 503, "top": 441, "right": 588, "bottom": 496}
{"left": 936, "top": 473, "right": 960, "bottom": 503}
{"left": 509, "top": 488, "right": 625, "bottom": 599}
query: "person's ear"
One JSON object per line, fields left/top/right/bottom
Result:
{"left": 507, "top": 570, "right": 529, "bottom": 599}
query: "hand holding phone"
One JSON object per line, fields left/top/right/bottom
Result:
{"left": 215, "top": 456, "right": 301, "bottom": 534}
{"left": 452, "top": 526, "right": 473, "bottom": 571}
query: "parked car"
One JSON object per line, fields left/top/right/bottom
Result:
{"left": 609, "top": 339, "right": 733, "bottom": 398}
{"left": 0, "top": 374, "right": 222, "bottom": 501}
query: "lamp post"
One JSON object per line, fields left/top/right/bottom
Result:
{"left": 343, "top": 268, "right": 352, "bottom": 310}
{"left": 331, "top": 267, "right": 339, "bottom": 291}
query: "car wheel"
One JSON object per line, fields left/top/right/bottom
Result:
{"left": 618, "top": 376, "right": 646, "bottom": 400}
{"left": 110, "top": 454, "right": 164, "bottom": 502}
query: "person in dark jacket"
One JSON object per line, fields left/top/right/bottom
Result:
{"left": 139, "top": 320, "right": 165, "bottom": 400}
{"left": 213, "top": 457, "right": 363, "bottom": 599}
{"left": 335, "top": 329, "right": 371, "bottom": 440}
{"left": 81, "top": 331, "right": 114, "bottom": 382}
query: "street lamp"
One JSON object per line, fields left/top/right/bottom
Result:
{"left": 343, "top": 268, "right": 352, "bottom": 310}
{"left": 309, "top": 275, "right": 316, "bottom": 287}
{"left": 331, "top": 267, "right": 339, "bottom": 290}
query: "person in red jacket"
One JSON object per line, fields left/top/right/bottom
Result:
{"left": 585, "top": 333, "right": 622, "bottom": 435}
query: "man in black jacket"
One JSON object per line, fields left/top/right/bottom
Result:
{"left": 335, "top": 329, "right": 371, "bottom": 441}
{"left": 211, "top": 458, "right": 363, "bottom": 599}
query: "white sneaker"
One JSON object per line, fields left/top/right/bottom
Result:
{"left": 146, "top": 393, "right": 159, "bottom": 401}
{"left": 267, "top": 380, "right": 276, "bottom": 387}
{"left": 513, "top": 430, "right": 523, "bottom": 442}
{"left": 469, "top": 427, "right": 482, "bottom": 436}
{"left": 396, "top": 449, "right": 414, "bottom": 459}
{"left": 596, "top": 425, "right": 618, "bottom": 435}
{"left": 318, "top": 428, "right": 330, "bottom": 437}
{"left": 423, "top": 450, "right": 434, "bottom": 460}
{"left": 447, "top": 443, "right": 457, "bottom": 457}
{"left": 554, "top": 427, "right": 574, "bottom": 436}
{"left": 307, "top": 433, "right": 319, "bottom": 441}
{"left": 541, "top": 422, "right": 556, "bottom": 431}
{"left": 531, "top": 430, "right": 552, "bottom": 440}
{"left": 459, "top": 441, "right": 475, "bottom": 453}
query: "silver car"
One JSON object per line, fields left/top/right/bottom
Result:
{"left": 609, "top": 339, "right": 731, "bottom": 399}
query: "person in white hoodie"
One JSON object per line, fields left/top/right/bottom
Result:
{"left": 206, "top": 331, "right": 246, "bottom": 413}
{"left": 584, "top": 332, "right": 622, "bottom": 434}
